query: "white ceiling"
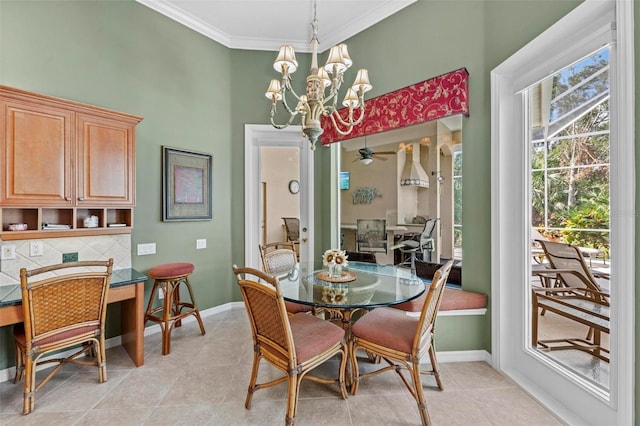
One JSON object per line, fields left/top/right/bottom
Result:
{"left": 135, "top": 0, "right": 416, "bottom": 52}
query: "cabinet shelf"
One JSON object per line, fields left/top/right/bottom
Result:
{"left": 0, "top": 207, "right": 133, "bottom": 240}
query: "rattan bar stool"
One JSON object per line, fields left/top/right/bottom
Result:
{"left": 144, "top": 262, "right": 205, "bottom": 355}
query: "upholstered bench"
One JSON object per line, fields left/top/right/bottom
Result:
{"left": 395, "top": 259, "right": 487, "bottom": 313}
{"left": 394, "top": 286, "right": 487, "bottom": 312}
{"left": 440, "top": 287, "right": 488, "bottom": 311}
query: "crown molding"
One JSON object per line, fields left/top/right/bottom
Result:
{"left": 136, "top": 0, "right": 415, "bottom": 53}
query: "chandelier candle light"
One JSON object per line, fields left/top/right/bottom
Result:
{"left": 265, "top": 0, "right": 372, "bottom": 149}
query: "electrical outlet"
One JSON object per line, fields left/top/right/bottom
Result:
{"left": 30, "top": 241, "right": 44, "bottom": 257}
{"left": 62, "top": 252, "right": 78, "bottom": 263}
{"left": 1, "top": 244, "right": 16, "bottom": 260}
{"left": 196, "top": 239, "right": 207, "bottom": 249}
{"left": 158, "top": 288, "right": 164, "bottom": 299}
{"left": 137, "top": 243, "right": 156, "bottom": 256}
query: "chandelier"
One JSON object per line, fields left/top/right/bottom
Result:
{"left": 265, "top": 0, "right": 372, "bottom": 150}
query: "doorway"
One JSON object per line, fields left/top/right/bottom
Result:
{"left": 244, "top": 125, "right": 314, "bottom": 269}
{"left": 491, "top": 1, "right": 634, "bottom": 424}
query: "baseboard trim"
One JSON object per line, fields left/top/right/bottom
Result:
{"left": 1, "top": 302, "right": 489, "bottom": 383}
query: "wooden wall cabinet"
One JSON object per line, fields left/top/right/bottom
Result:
{"left": 0, "top": 86, "right": 142, "bottom": 240}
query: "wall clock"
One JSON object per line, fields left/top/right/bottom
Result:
{"left": 288, "top": 179, "right": 300, "bottom": 194}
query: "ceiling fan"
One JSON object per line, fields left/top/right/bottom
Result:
{"left": 353, "top": 138, "right": 395, "bottom": 165}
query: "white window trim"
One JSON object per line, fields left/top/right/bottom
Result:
{"left": 491, "top": 0, "right": 634, "bottom": 424}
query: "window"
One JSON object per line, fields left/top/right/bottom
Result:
{"left": 530, "top": 47, "right": 610, "bottom": 259}
{"left": 453, "top": 145, "right": 462, "bottom": 259}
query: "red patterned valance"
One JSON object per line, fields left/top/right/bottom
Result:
{"left": 321, "top": 68, "right": 469, "bottom": 144}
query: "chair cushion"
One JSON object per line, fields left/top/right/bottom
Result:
{"left": 14, "top": 323, "right": 99, "bottom": 347}
{"left": 289, "top": 313, "right": 345, "bottom": 363}
{"left": 149, "top": 262, "right": 194, "bottom": 279}
{"left": 285, "top": 301, "right": 313, "bottom": 314}
{"left": 401, "top": 240, "right": 420, "bottom": 250}
{"left": 352, "top": 307, "right": 417, "bottom": 353}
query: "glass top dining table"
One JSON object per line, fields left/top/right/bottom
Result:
{"left": 276, "top": 261, "right": 426, "bottom": 311}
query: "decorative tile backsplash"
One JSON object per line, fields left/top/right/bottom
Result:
{"left": 0, "top": 235, "right": 131, "bottom": 286}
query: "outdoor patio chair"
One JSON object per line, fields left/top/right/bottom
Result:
{"left": 356, "top": 219, "right": 387, "bottom": 254}
{"left": 349, "top": 260, "right": 454, "bottom": 426}
{"left": 398, "top": 218, "right": 439, "bottom": 273}
{"left": 533, "top": 239, "right": 609, "bottom": 296}
{"left": 533, "top": 239, "right": 609, "bottom": 341}
{"left": 232, "top": 265, "right": 347, "bottom": 425}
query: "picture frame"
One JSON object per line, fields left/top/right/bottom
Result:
{"left": 162, "top": 146, "right": 213, "bottom": 221}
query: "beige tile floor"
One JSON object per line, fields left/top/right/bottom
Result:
{"left": 0, "top": 308, "right": 562, "bottom": 425}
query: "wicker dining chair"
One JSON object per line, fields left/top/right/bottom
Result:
{"left": 391, "top": 258, "right": 456, "bottom": 391}
{"left": 232, "top": 265, "right": 347, "bottom": 425}
{"left": 13, "top": 259, "right": 114, "bottom": 414}
{"left": 258, "top": 242, "right": 314, "bottom": 315}
{"left": 349, "top": 260, "right": 454, "bottom": 426}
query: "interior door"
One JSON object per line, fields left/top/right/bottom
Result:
{"left": 244, "top": 125, "right": 314, "bottom": 269}
{"left": 491, "top": 1, "right": 634, "bottom": 424}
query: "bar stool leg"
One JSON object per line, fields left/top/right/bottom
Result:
{"left": 162, "top": 280, "right": 173, "bottom": 355}
{"left": 183, "top": 277, "right": 206, "bottom": 335}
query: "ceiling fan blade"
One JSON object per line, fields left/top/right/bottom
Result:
{"left": 374, "top": 151, "right": 396, "bottom": 155}
{"left": 372, "top": 154, "right": 388, "bottom": 161}
{"left": 352, "top": 157, "right": 361, "bottom": 163}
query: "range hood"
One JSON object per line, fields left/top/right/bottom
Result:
{"left": 400, "top": 143, "right": 429, "bottom": 188}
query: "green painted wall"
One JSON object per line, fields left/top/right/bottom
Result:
{"left": 0, "top": 4, "right": 637, "bottom": 421}
{"left": 0, "top": 0, "right": 233, "bottom": 366}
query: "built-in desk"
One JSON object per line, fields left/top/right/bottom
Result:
{"left": 0, "top": 268, "right": 148, "bottom": 367}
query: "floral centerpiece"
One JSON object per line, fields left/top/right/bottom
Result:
{"left": 322, "top": 249, "right": 349, "bottom": 278}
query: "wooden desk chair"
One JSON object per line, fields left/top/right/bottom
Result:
{"left": 349, "top": 260, "right": 454, "bottom": 426}
{"left": 13, "top": 259, "right": 114, "bottom": 414}
{"left": 258, "top": 242, "right": 313, "bottom": 315}
{"left": 232, "top": 266, "right": 347, "bottom": 425}
{"left": 282, "top": 217, "right": 300, "bottom": 259}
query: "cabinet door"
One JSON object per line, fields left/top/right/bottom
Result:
{"left": 0, "top": 100, "right": 74, "bottom": 205}
{"left": 77, "top": 113, "right": 135, "bottom": 206}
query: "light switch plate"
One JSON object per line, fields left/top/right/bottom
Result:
{"left": 196, "top": 239, "right": 207, "bottom": 249}
{"left": 30, "top": 241, "right": 44, "bottom": 257}
{"left": 137, "top": 243, "right": 156, "bottom": 256}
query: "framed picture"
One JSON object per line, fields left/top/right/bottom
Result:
{"left": 162, "top": 146, "right": 213, "bottom": 221}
